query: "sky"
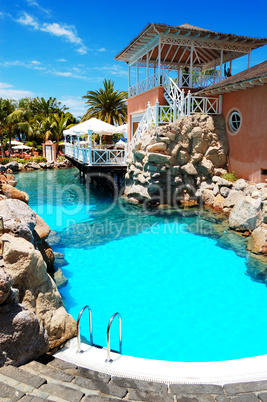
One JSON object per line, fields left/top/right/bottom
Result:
{"left": 0, "top": 0, "right": 266, "bottom": 118}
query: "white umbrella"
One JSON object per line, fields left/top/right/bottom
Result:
{"left": 12, "top": 144, "right": 32, "bottom": 150}
{"left": 115, "top": 139, "right": 126, "bottom": 148}
{"left": 11, "top": 140, "right": 23, "bottom": 145}
{"left": 63, "top": 118, "right": 118, "bottom": 136}
{"left": 115, "top": 123, "right": 127, "bottom": 134}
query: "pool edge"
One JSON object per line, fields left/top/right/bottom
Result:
{"left": 53, "top": 338, "right": 267, "bottom": 385}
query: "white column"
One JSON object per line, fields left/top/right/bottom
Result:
{"left": 136, "top": 61, "right": 139, "bottom": 94}
{"left": 155, "top": 99, "right": 159, "bottom": 127}
{"left": 189, "top": 45, "right": 193, "bottom": 87}
{"left": 220, "top": 50, "right": 223, "bottom": 81}
{"left": 146, "top": 52, "right": 149, "bottom": 90}
{"left": 128, "top": 64, "right": 131, "bottom": 91}
{"left": 248, "top": 50, "right": 251, "bottom": 69}
{"left": 88, "top": 130, "right": 92, "bottom": 165}
{"left": 158, "top": 36, "right": 161, "bottom": 85}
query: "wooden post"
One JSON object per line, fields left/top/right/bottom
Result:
{"left": 189, "top": 45, "right": 193, "bottom": 87}
{"left": 230, "top": 60, "right": 232, "bottom": 75}
{"left": 220, "top": 50, "right": 223, "bottom": 81}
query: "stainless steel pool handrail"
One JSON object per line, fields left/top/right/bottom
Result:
{"left": 77, "top": 305, "right": 93, "bottom": 353}
{"left": 105, "top": 312, "right": 122, "bottom": 363}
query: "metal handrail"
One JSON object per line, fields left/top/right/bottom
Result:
{"left": 105, "top": 312, "right": 122, "bottom": 363}
{"left": 77, "top": 305, "right": 93, "bottom": 353}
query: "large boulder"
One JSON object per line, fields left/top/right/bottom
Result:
{"left": 3, "top": 234, "right": 77, "bottom": 349}
{"left": 5, "top": 161, "right": 19, "bottom": 172}
{"left": 0, "top": 271, "right": 49, "bottom": 366}
{"left": 229, "top": 197, "right": 262, "bottom": 232}
{"left": 35, "top": 214, "right": 51, "bottom": 242}
{"left": 1, "top": 183, "right": 29, "bottom": 203}
{"left": 250, "top": 224, "right": 267, "bottom": 254}
{"left": 0, "top": 199, "right": 36, "bottom": 243}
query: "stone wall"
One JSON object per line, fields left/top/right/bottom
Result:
{"left": 124, "top": 113, "right": 228, "bottom": 205}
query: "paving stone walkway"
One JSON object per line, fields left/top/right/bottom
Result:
{"left": 1, "top": 355, "right": 267, "bottom": 401}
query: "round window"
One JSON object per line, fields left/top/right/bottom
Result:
{"left": 229, "top": 111, "right": 241, "bottom": 132}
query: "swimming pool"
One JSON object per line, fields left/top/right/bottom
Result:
{"left": 17, "top": 168, "right": 267, "bottom": 363}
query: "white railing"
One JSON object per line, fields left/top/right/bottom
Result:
{"left": 129, "top": 73, "right": 159, "bottom": 97}
{"left": 163, "top": 71, "right": 182, "bottom": 105}
{"left": 64, "top": 143, "right": 126, "bottom": 165}
{"left": 129, "top": 102, "right": 156, "bottom": 153}
{"left": 131, "top": 92, "right": 222, "bottom": 154}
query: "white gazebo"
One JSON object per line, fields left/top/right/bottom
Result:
{"left": 63, "top": 118, "right": 127, "bottom": 166}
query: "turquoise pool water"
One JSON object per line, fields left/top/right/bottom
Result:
{"left": 17, "top": 168, "right": 267, "bottom": 362}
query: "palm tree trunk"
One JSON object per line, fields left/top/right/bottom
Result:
{"left": 8, "top": 127, "right": 12, "bottom": 158}
{"left": 0, "top": 129, "right": 4, "bottom": 158}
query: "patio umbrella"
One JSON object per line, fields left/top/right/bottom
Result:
{"left": 12, "top": 144, "right": 32, "bottom": 150}
{"left": 115, "top": 139, "right": 126, "bottom": 148}
{"left": 63, "top": 118, "right": 118, "bottom": 136}
{"left": 115, "top": 123, "right": 128, "bottom": 134}
{"left": 11, "top": 140, "right": 23, "bottom": 145}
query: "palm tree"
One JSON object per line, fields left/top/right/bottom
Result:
{"left": 0, "top": 98, "right": 7, "bottom": 157}
{"left": 31, "top": 97, "right": 68, "bottom": 118}
{"left": 81, "top": 79, "right": 127, "bottom": 125}
{"left": 50, "top": 112, "right": 72, "bottom": 146}
{"left": 2, "top": 99, "right": 16, "bottom": 157}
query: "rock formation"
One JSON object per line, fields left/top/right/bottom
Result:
{"left": 0, "top": 198, "right": 77, "bottom": 351}
{"left": 124, "top": 113, "right": 228, "bottom": 205}
{"left": 0, "top": 270, "right": 49, "bottom": 366}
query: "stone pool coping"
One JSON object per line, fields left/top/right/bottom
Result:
{"left": 54, "top": 338, "right": 267, "bottom": 386}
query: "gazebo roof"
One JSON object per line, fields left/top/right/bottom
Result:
{"left": 115, "top": 23, "right": 267, "bottom": 71}
{"left": 197, "top": 60, "right": 267, "bottom": 95}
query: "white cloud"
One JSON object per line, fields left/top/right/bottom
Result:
{"left": 17, "top": 12, "right": 39, "bottom": 29}
{"left": 90, "top": 64, "right": 128, "bottom": 78}
{"left": 25, "top": 0, "right": 52, "bottom": 17}
{"left": 31, "top": 60, "right": 41, "bottom": 64}
{"left": 59, "top": 96, "right": 86, "bottom": 118}
{"left": 97, "top": 48, "right": 106, "bottom": 52}
{"left": 57, "top": 58, "right": 67, "bottom": 62}
{"left": 16, "top": 12, "right": 87, "bottom": 54}
{"left": 51, "top": 70, "right": 87, "bottom": 79}
{"left": 0, "top": 82, "right": 34, "bottom": 99}
{"left": 0, "top": 59, "right": 47, "bottom": 71}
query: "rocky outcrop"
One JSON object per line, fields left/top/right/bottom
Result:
{"left": 0, "top": 270, "right": 49, "bottom": 366}
{"left": 0, "top": 159, "right": 72, "bottom": 174}
{"left": 124, "top": 114, "right": 228, "bottom": 204}
{"left": 2, "top": 234, "right": 77, "bottom": 349}
{"left": 229, "top": 197, "right": 262, "bottom": 232}
{"left": 0, "top": 199, "right": 36, "bottom": 243}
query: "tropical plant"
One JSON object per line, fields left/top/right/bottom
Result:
{"left": 82, "top": 79, "right": 127, "bottom": 125}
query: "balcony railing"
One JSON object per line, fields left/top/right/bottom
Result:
{"left": 129, "top": 71, "right": 226, "bottom": 98}
{"left": 64, "top": 143, "right": 126, "bottom": 166}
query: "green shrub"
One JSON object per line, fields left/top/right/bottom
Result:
{"left": 0, "top": 158, "right": 10, "bottom": 165}
{"left": 57, "top": 155, "right": 66, "bottom": 162}
{"left": 221, "top": 171, "right": 239, "bottom": 182}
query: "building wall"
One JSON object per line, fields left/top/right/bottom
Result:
{"left": 127, "top": 86, "right": 165, "bottom": 141}
{"left": 222, "top": 84, "right": 267, "bottom": 182}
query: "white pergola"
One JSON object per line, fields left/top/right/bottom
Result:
{"left": 115, "top": 23, "right": 267, "bottom": 96}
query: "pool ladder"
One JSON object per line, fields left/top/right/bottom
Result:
{"left": 76, "top": 305, "right": 122, "bottom": 363}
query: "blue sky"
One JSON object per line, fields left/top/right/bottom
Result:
{"left": 0, "top": 0, "right": 266, "bottom": 118}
